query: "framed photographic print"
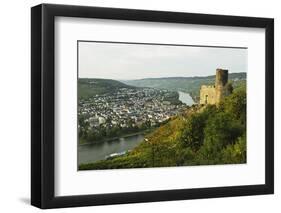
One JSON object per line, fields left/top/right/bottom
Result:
{"left": 31, "top": 4, "right": 274, "bottom": 209}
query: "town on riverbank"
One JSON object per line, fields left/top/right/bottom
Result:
{"left": 78, "top": 84, "right": 191, "bottom": 145}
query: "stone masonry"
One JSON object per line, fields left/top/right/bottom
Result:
{"left": 199, "top": 69, "right": 230, "bottom": 105}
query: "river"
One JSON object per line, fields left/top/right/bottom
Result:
{"left": 78, "top": 91, "right": 194, "bottom": 165}
{"left": 78, "top": 134, "right": 144, "bottom": 165}
{"left": 178, "top": 91, "right": 195, "bottom": 106}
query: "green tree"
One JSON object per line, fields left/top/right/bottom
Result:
{"left": 180, "top": 105, "right": 216, "bottom": 151}
{"left": 196, "top": 112, "right": 244, "bottom": 164}
{"left": 219, "top": 86, "right": 246, "bottom": 124}
{"left": 221, "top": 134, "right": 246, "bottom": 164}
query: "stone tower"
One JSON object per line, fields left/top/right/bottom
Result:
{"left": 215, "top": 68, "right": 228, "bottom": 103}
{"left": 215, "top": 68, "right": 228, "bottom": 87}
{"left": 199, "top": 68, "right": 229, "bottom": 105}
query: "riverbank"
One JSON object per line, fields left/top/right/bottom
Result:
{"left": 79, "top": 129, "right": 153, "bottom": 146}
{"left": 78, "top": 133, "right": 146, "bottom": 164}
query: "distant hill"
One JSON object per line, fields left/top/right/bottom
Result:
{"left": 78, "top": 78, "right": 134, "bottom": 98}
{"left": 79, "top": 73, "right": 246, "bottom": 100}
{"left": 123, "top": 72, "right": 246, "bottom": 102}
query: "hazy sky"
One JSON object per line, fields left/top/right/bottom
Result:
{"left": 78, "top": 41, "right": 247, "bottom": 80}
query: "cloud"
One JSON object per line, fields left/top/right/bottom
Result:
{"left": 79, "top": 41, "right": 247, "bottom": 80}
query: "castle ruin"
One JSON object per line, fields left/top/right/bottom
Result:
{"left": 199, "top": 68, "right": 231, "bottom": 105}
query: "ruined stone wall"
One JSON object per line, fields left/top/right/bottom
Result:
{"left": 199, "top": 68, "right": 229, "bottom": 105}
{"left": 199, "top": 85, "right": 217, "bottom": 105}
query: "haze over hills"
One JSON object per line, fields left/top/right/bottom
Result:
{"left": 78, "top": 72, "right": 246, "bottom": 101}
{"left": 122, "top": 72, "right": 246, "bottom": 101}
{"left": 78, "top": 78, "right": 135, "bottom": 98}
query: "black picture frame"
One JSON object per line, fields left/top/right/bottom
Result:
{"left": 31, "top": 3, "right": 274, "bottom": 209}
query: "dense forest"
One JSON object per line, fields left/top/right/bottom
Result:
{"left": 79, "top": 83, "right": 246, "bottom": 170}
